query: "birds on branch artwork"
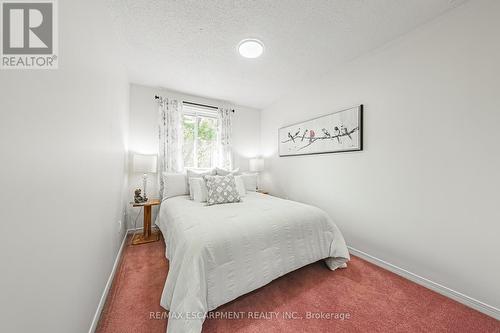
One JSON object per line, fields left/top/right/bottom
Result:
{"left": 279, "top": 106, "right": 362, "bottom": 156}
{"left": 282, "top": 123, "right": 359, "bottom": 151}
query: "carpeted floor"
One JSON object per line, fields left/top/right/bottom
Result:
{"left": 96, "top": 234, "right": 499, "bottom": 333}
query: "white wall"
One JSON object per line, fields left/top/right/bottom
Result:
{"left": 128, "top": 83, "right": 261, "bottom": 228}
{"left": 0, "top": 1, "right": 129, "bottom": 332}
{"left": 260, "top": 0, "right": 500, "bottom": 312}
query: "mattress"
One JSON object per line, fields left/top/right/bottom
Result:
{"left": 157, "top": 192, "right": 350, "bottom": 333}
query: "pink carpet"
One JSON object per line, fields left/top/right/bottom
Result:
{"left": 96, "top": 235, "right": 499, "bottom": 333}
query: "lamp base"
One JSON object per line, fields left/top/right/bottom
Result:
{"left": 142, "top": 173, "right": 148, "bottom": 202}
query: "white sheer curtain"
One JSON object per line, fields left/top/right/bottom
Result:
{"left": 216, "top": 107, "right": 233, "bottom": 169}
{"left": 158, "top": 97, "right": 184, "bottom": 196}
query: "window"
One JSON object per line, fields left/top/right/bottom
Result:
{"left": 182, "top": 103, "right": 218, "bottom": 168}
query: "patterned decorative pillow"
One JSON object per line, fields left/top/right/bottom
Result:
{"left": 204, "top": 174, "right": 241, "bottom": 206}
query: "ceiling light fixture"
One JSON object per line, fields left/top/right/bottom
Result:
{"left": 238, "top": 39, "right": 264, "bottom": 58}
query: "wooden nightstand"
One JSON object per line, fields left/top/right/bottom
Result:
{"left": 130, "top": 199, "right": 161, "bottom": 245}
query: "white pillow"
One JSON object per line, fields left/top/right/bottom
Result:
{"left": 190, "top": 178, "right": 209, "bottom": 202}
{"left": 186, "top": 168, "right": 215, "bottom": 198}
{"left": 215, "top": 167, "right": 240, "bottom": 176}
{"left": 234, "top": 175, "right": 246, "bottom": 197}
{"left": 163, "top": 173, "right": 189, "bottom": 199}
{"left": 241, "top": 173, "right": 258, "bottom": 191}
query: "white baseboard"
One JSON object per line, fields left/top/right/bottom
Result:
{"left": 88, "top": 230, "right": 130, "bottom": 333}
{"left": 348, "top": 246, "right": 500, "bottom": 320}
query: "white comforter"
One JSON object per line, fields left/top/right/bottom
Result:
{"left": 157, "top": 192, "right": 350, "bottom": 333}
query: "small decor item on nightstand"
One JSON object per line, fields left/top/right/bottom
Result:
{"left": 134, "top": 188, "right": 147, "bottom": 203}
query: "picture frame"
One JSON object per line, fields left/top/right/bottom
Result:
{"left": 278, "top": 105, "right": 363, "bottom": 157}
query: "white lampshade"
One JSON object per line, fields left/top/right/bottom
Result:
{"left": 133, "top": 154, "right": 157, "bottom": 173}
{"left": 249, "top": 158, "right": 264, "bottom": 172}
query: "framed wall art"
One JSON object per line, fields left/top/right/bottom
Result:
{"left": 279, "top": 105, "right": 363, "bottom": 157}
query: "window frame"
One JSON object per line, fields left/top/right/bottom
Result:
{"left": 182, "top": 102, "right": 219, "bottom": 169}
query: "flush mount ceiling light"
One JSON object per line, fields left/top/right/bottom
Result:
{"left": 238, "top": 39, "right": 264, "bottom": 58}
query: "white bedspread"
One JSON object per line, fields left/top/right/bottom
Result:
{"left": 157, "top": 192, "right": 350, "bottom": 333}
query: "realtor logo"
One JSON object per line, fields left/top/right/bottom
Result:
{"left": 1, "top": 0, "right": 58, "bottom": 69}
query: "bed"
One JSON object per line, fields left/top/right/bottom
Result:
{"left": 157, "top": 191, "right": 350, "bottom": 333}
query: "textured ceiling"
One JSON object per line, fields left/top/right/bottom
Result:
{"left": 111, "top": 0, "right": 466, "bottom": 109}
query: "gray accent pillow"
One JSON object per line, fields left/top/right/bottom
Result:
{"left": 204, "top": 174, "right": 241, "bottom": 206}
